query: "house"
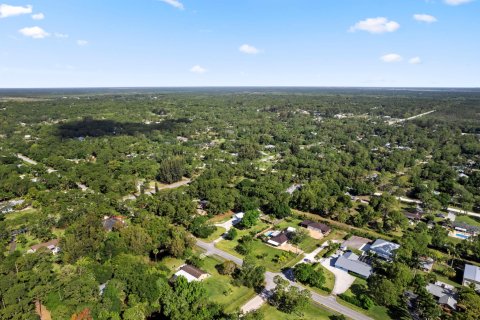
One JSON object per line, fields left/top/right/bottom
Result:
{"left": 299, "top": 220, "right": 331, "bottom": 239}
{"left": 419, "top": 257, "right": 435, "bottom": 272}
{"left": 172, "top": 264, "right": 209, "bottom": 283}
{"left": 267, "top": 232, "right": 289, "bottom": 247}
{"left": 28, "top": 239, "right": 60, "bottom": 255}
{"left": 232, "top": 212, "right": 244, "bottom": 225}
{"left": 452, "top": 222, "right": 480, "bottom": 237}
{"left": 368, "top": 239, "right": 400, "bottom": 261}
{"left": 286, "top": 184, "right": 302, "bottom": 195}
{"left": 102, "top": 216, "right": 125, "bottom": 231}
{"left": 463, "top": 264, "right": 480, "bottom": 291}
{"left": 341, "top": 236, "right": 371, "bottom": 251}
{"left": 426, "top": 282, "right": 457, "bottom": 310}
{"left": 335, "top": 252, "right": 372, "bottom": 278}
{"left": 404, "top": 211, "right": 424, "bottom": 222}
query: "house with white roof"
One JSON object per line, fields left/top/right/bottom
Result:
{"left": 463, "top": 264, "right": 480, "bottom": 291}
{"left": 368, "top": 239, "right": 400, "bottom": 261}
{"left": 172, "top": 265, "right": 209, "bottom": 283}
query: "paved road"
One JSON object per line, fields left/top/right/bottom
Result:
{"left": 387, "top": 110, "right": 436, "bottom": 125}
{"left": 17, "top": 153, "right": 90, "bottom": 190}
{"left": 374, "top": 192, "right": 480, "bottom": 218}
{"left": 196, "top": 239, "right": 372, "bottom": 320}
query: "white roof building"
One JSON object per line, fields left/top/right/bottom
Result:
{"left": 369, "top": 239, "right": 400, "bottom": 261}
{"left": 463, "top": 264, "right": 480, "bottom": 291}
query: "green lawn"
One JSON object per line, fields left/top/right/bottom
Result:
{"left": 204, "top": 226, "right": 226, "bottom": 242}
{"left": 455, "top": 215, "right": 480, "bottom": 227}
{"left": 3, "top": 208, "right": 37, "bottom": 221}
{"left": 337, "top": 278, "right": 391, "bottom": 320}
{"left": 160, "top": 257, "right": 185, "bottom": 275}
{"left": 275, "top": 217, "right": 323, "bottom": 253}
{"left": 214, "top": 221, "right": 270, "bottom": 255}
{"left": 298, "top": 236, "right": 322, "bottom": 253}
{"left": 260, "top": 301, "right": 335, "bottom": 320}
{"left": 217, "top": 237, "right": 303, "bottom": 272}
{"left": 320, "top": 229, "right": 348, "bottom": 245}
{"left": 201, "top": 256, "right": 257, "bottom": 313}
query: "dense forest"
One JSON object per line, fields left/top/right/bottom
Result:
{"left": 0, "top": 88, "right": 479, "bottom": 320}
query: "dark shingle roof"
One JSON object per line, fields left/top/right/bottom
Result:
{"left": 300, "top": 220, "right": 331, "bottom": 233}
{"left": 180, "top": 265, "right": 207, "bottom": 279}
{"left": 269, "top": 233, "right": 289, "bottom": 245}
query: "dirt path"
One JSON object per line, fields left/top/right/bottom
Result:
{"left": 35, "top": 301, "right": 52, "bottom": 320}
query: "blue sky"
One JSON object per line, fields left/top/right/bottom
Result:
{"left": 0, "top": 0, "right": 478, "bottom": 87}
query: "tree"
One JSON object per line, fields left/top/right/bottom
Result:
{"left": 368, "top": 276, "right": 399, "bottom": 307}
{"left": 456, "top": 288, "right": 480, "bottom": 320}
{"left": 415, "top": 286, "right": 442, "bottom": 320}
{"left": 218, "top": 261, "right": 237, "bottom": 275}
{"left": 290, "top": 229, "right": 308, "bottom": 245}
{"left": 225, "top": 228, "right": 237, "bottom": 240}
{"left": 270, "top": 276, "right": 311, "bottom": 314}
{"left": 235, "top": 257, "right": 265, "bottom": 290}
{"left": 293, "top": 263, "right": 325, "bottom": 288}
{"left": 157, "top": 157, "right": 185, "bottom": 184}
{"left": 240, "top": 210, "right": 260, "bottom": 228}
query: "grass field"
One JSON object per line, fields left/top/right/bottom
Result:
{"left": 216, "top": 237, "right": 303, "bottom": 272}
{"left": 259, "top": 301, "right": 335, "bottom": 320}
{"left": 201, "top": 256, "right": 257, "bottom": 313}
{"left": 204, "top": 226, "right": 226, "bottom": 242}
{"left": 455, "top": 215, "right": 480, "bottom": 227}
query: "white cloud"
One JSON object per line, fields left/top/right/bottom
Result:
{"left": 31, "top": 13, "right": 45, "bottom": 20}
{"left": 444, "top": 0, "right": 473, "bottom": 5}
{"left": 409, "top": 57, "right": 422, "bottom": 64}
{"left": 413, "top": 14, "right": 437, "bottom": 23}
{"left": 54, "top": 33, "right": 69, "bottom": 39}
{"left": 239, "top": 44, "right": 260, "bottom": 54}
{"left": 18, "top": 26, "right": 50, "bottom": 39}
{"left": 0, "top": 4, "right": 32, "bottom": 18}
{"left": 160, "top": 0, "right": 184, "bottom": 10}
{"left": 381, "top": 53, "right": 403, "bottom": 63}
{"left": 77, "top": 40, "right": 88, "bottom": 46}
{"left": 190, "top": 65, "right": 207, "bottom": 74}
{"left": 349, "top": 17, "right": 400, "bottom": 34}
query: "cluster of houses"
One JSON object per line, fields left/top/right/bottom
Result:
{"left": 401, "top": 208, "right": 480, "bottom": 240}
{"left": 333, "top": 237, "right": 400, "bottom": 279}
{"left": 421, "top": 263, "right": 480, "bottom": 312}
{"left": 263, "top": 220, "right": 332, "bottom": 248}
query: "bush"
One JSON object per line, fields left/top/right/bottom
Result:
{"left": 225, "top": 228, "right": 237, "bottom": 240}
{"left": 217, "top": 260, "right": 237, "bottom": 275}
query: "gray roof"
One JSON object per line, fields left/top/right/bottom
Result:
{"left": 464, "top": 264, "right": 480, "bottom": 283}
{"left": 335, "top": 253, "right": 372, "bottom": 278}
{"left": 269, "top": 232, "right": 288, "bottom": 245}
{"left": 342, "top": 236, "right": 371, "bottom": 250}
{"left": 369, "top": 239, "right": 400, "bottom": 260}
{"left": 426, "top": 283, "right": 457, "bottom": 310}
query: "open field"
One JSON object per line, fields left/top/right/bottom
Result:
{"left": 260, "top": 301, "right": 335, "bottom": 320}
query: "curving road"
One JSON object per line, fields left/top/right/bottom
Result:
{"left": 196, "top": 239, "right": 372, "bottom": 320}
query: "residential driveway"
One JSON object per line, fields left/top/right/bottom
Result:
{"left": 241, "top": 293, "right": 268, "bottom": 313}
{"left": 301, "top": 242, "right": 329, "bottom": 264}
{"left": 215, "top": 217, "right": 236, "bottom": 232}
{"left": 320, "top": 257, "right": 356, "bottom": 295}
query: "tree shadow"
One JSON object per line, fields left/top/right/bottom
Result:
{"left": 56, "top": 117, "right": 192, "bottom": 138}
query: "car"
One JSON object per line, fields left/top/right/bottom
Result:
{"left": 304, "top": 258, "right": 312, "bottom": 263}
